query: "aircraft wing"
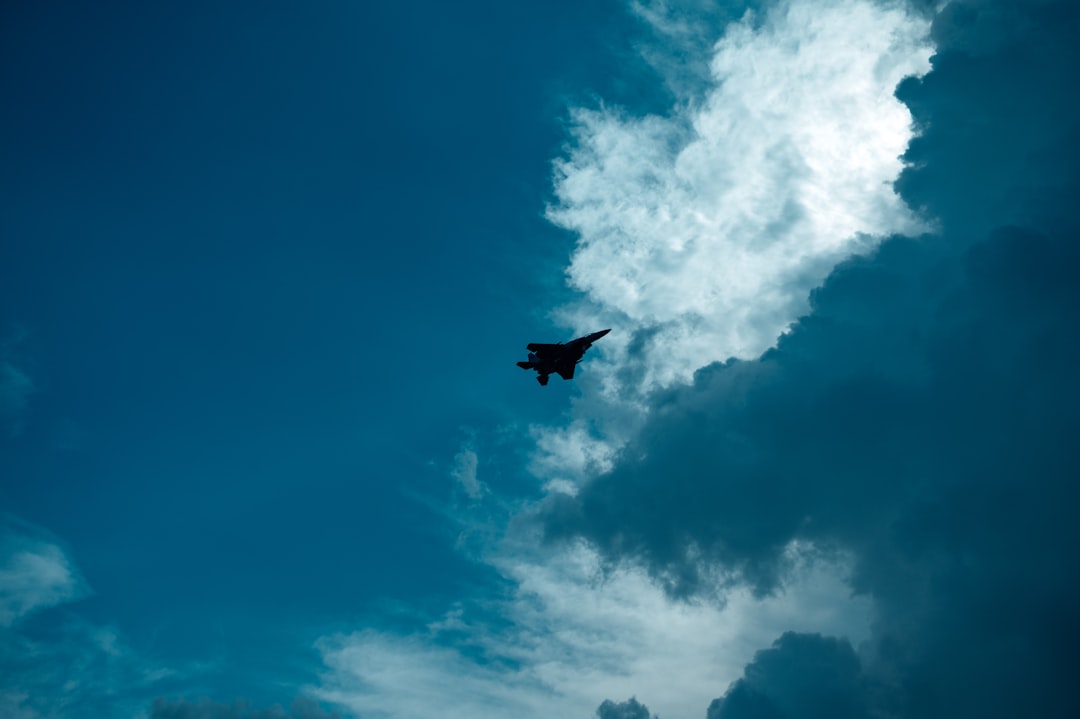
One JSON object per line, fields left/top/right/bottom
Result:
{"left": 555, "top": 361, "right": 576, "bottom": 381}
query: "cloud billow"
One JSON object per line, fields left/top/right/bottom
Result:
{"left": 544, "top": 0, "right": 1080, "bottom": 717}
{"left": 0, "top": 361, "right": 33, "bottom": 438}
{"left": 548, "top": 0, "right": 933, "bottom": 392}
{"left": 596, "top": 696, "right": 655, "bottom": 719}
{"left": 302, "top": 2, "right": 1077, "bottom": 717}
{"left": 707, "top": 633, "right": 872, "bottom": 719}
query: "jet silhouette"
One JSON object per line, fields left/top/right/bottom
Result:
{"left": 517, "top": 329, "right": 610, "bottom": 386}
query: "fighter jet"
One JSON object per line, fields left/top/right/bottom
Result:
{"left": 517, "top": 329, "right": 611, "bottom": 386}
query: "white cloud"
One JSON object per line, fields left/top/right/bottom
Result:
{"left": 0, "top": 528, "right": 85, "bottom": 627}
{"left": 529, "top": 0, "right": 934, "bottom": 491}
{"left": 548, "top": 0, "right": 933, "bottom": 393}
{"left": 527, "top": 422, "right": 615, "bottom": 489}
{"left": 313, "top": 540, "right": 870, "bottom": 719}
{"left": 451, "top": 445, "right": 484, "bottom": 501}
{"left": 0, "top": 521, "right": 180, "bottom": 719}
{"left": 317, "top": 3, "right": 929, "bottom": 717}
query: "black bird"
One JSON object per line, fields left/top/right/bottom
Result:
{"left": 517, "top": 329, "right": 611, "bottom": 386}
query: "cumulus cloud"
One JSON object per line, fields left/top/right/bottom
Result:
{"left": 596, "top": 696, "right": 654, "bottom": 719}
{"left": 544, "top": 1, "right": 1080, "bottom": 716}
{"left": 530, "top": 0, "right": 935, "bottom": 489}
{"left": 706, "top": 633, "right": 872, "bottom": 719}
{"left": 313, "top": 541, "right": 869, "bottom": 719}
{"left": 528, "top": 421, "right": 615, "bottom": 491}
{"left": 548, "top": 0, "right": 933, "bottom": 392}
{"left": 333, "top": 3, "right": 938, "bottom": 717}
{"left": 252, "top": 3, "right": 1080, "bottom": 719}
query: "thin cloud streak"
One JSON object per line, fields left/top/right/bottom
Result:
{"left": 0, "top": 521, "right": 85, "bottom": 627}
{"left": 0, "top": 519, "right": 184, "bottom": 718}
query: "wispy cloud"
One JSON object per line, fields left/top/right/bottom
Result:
{"left": 451, "top": 442, "right": 485, "bottom": 502}
{"left": 0, "top": 519, "right": 181, "bottom": 719}
{"left": 0, "top": 521, "right": 86, "bottom": 627}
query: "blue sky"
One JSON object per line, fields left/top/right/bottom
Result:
{"left": 2, "top": 1, "right": 1079, "bottom": 718}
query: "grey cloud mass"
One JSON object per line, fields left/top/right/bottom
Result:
{"left": 596, "top": 696, "right": 655, "bottom": 719}
{"left": 707, "top": 633, "right": 871, "bottom": 719}
{"left": 545, "top": 0, "right": 1080, "bottom": 717}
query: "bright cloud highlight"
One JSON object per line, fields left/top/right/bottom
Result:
{"left": 316, "top": 3, "right": 939, "bottom": 718}
{"left": 549, "top": 0, "right": 933, "bottom": 391}
{"left": 313, "top": 542, "right": 869, "bottom": 719}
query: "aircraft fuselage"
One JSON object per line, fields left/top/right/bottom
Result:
{"left": 517, "top": 329, "right": 610, "bottom": 385}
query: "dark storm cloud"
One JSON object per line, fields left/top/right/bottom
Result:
{"left": 544, "top": 0, "right": 1080, "bottom": 716}
{"left": 896, "top": 0, "right": 1080, "bottom": 236}
{"left": 596, "top": 696, "right": 655, "bottom": 719}
{"left": 150, "top": 697, "right": 341, "bottom": 719}
{"left": 707, "top": 633, "right": 872, "bottom": 719}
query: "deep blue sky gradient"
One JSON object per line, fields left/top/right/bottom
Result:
{"left": 1, "top": 0, "right": 667, "bottom": 704}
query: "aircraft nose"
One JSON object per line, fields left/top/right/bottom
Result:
{"left": 594, "top": 328, "right": 611, "bottom": 339}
